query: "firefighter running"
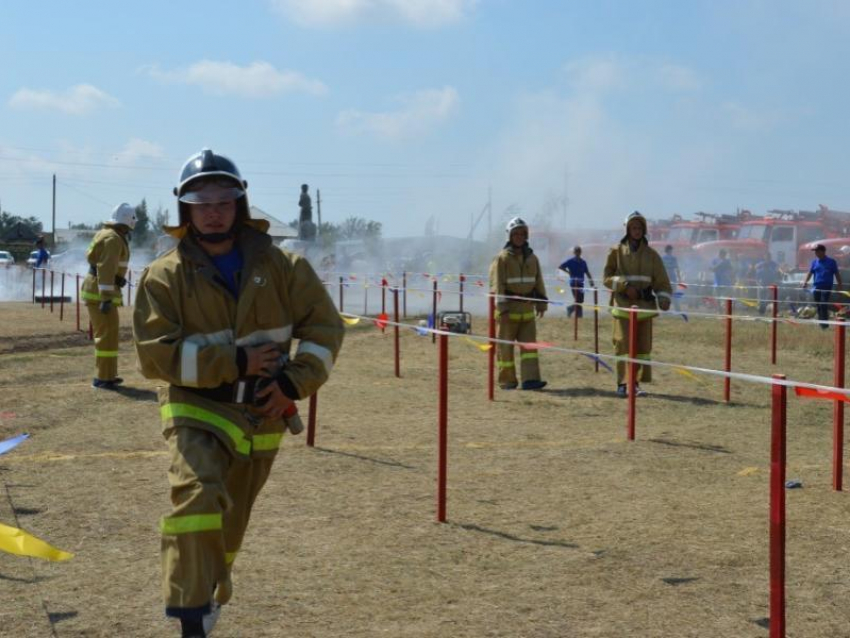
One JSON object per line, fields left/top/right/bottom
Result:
{"left": 132, "top": 149, "right": 344, "bottom": 638}
{"left": 82, "top": 203, "right": 136, "bottom": 389}
{"left": 603, "top": 211, "right": 672, "bottom": 397}
{"left": 489, "top": 217, "right": 548, "bottom": 391}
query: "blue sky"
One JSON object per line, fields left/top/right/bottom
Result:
{"left": 2, "top": 0, "right": 850, "bottom": 238}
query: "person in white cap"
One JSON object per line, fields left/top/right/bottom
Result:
{"left": 81, "top": 203, "right": 136, "bottom": 388}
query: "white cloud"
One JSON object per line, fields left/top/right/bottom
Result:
{"left": 146, "top": 60, "right": 327, "bottom": 97}
{"left": 722, "top": 101, "right": 782, "bottom": 131}
{"left": 112, "top": 138, "right": 165, "bottom": 166}
{"left": 270, "top": 0, "right": 476, "bottom": 27}
{"left": 565, "top": 55, "right": 629, "bottom": 94}
{"left": 8, "top": 84, "right": 120, "bottom": 115}
{"left": 336, "top": 86, "right": 459, "bottom": 139}
{"left": 657, "top": 63, "right": 703, "bottom": 92}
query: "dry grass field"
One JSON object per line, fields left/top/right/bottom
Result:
{"left": 0, "top": 296, "right": 848, "bottom": 637}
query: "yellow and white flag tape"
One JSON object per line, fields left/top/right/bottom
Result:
{"left": 0, "top": 523, "right": 73, "bottom": 561}
{"left": 341, "top": 316, "right": 360, "bottom": 326}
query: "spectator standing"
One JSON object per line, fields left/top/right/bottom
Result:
{"left": 558, "top": 246, "right": 595, "bottom": 318}
{"left": 802, "top": 244, "right": 843, "bottom": 329}
{"left": 660, "top": 245, "right": 682, "bottom": 312}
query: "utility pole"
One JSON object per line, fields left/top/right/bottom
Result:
{"left": 52, "top": 173, "right": 56, "bottom": 245}
{"left": 316, "top": 188, "right": 322, "bottom": 238}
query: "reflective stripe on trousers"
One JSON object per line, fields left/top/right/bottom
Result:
{"left": 162, "top": 426, "right": 277, "bottom": 616}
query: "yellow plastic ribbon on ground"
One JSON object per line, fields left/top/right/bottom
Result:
{"left": 341, "top": 316, "right": 360, "bottom": 325}
{"left": 739, "top": 299, "right": 759, "bottom": 308}
{"left": 463, "top": 337, "right": 492, "bottom": 352}
{"left": 673, "top": 367, "right": 710, "bottom": 386}
{"left": 0, "top": 522, "right": 73, "bottom": 561}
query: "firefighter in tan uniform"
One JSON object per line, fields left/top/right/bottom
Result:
{"left": 81, "top": 203, "right": 136, "bottom": 389}
{"left": 603, "top": 211, "right": 672, "bottom": 397}
{"left": 133, "top": 149, "right": 344, "bottom": 638}
{"left": 489, "top": 217, "right": 548, "bottom": 391}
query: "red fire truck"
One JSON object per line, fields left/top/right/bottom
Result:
{"left": 692, "top": 206, "right": 850, "bottom": 272}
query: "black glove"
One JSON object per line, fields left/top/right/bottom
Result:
{"left": 99, "top": 299, "right": 112, "bottom": 314}
{"left": 115, "top": 275, "right": 127, "bottom": 288}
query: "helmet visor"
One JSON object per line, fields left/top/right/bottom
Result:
{"left": 179, "top": 179, "right": 245, "bottom": 204}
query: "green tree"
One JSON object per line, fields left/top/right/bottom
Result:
{"left": 132, "top": 199, "right": 151, "bottom": 247}
{"left": 69, "top": 221, "right": 98, "bottom": 230}
{"left": 153, "top": 205, "right": 170, "bottom": 233}
{"left": 0, "top": 211, "right": 43, "bottom": 237}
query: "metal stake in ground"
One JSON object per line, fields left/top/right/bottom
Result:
{"left": 437, "top": 333, "right": 449, "bottom": 523}
{"left": 573, "top": 286, "right": 579, "bottom": 342}
{"left": 459, "top": 273, "right": 465, "bottom": 313}
{"left": 834, "top": 319, "right": 845, "bottom": 491}
{"left": 627, "top": 305, "right": 637, "bottom": 441}
{"left": 431, "top": 279, "right": 438, "bottom": 344}
{"left": 770, "top": 373, "right": 787, "bottom": 638}
{"left": 488, "top": 295, "right": 495, "bottom": 401}
{"left": 771, "top": 284, "right": 778, "bottom": 365}
{"left": 393, "top": 289, "right": 400, "bottom": 378}
{"left": 593, "top": 289, "right": 600, "bottom": 373}
{"left": 307, "top": 393, "right": 318, "bottom": 447}
{"left": 127, "top": 270, "right": 133, "bottom": 307}
{"left": 31, "top": 268, "right": 35, "bottom": 304}
{"left": 41, "top": 269, "right": 46, "bottom": 308}
{"left": 75, "top": 274, "right": 81, "bottom": 331}
{"left": 59, "top": 273, "right": 65, "bottom": 321}
{"left": 338, "top": 276, "right": 344, "bottom": 312}
{"left": 403, "top": 271, "right": 407, "bottom": 318}
{"left": 49, "top": 270, "right": 55, "bottom": 313}
{"left": 724, "top": 298, "right": 733, "bottom": 402}
{"left": 381, "top": 278, "right": 386, "bottom": 315}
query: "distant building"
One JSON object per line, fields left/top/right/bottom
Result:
{"left": 55, "top": 228, "right": 97, "bottom": 246}
{"left": 250, "top": 206, "right": 298, "bottom": 244}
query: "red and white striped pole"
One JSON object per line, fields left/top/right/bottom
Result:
{"left": 488, "top": 294, "right": 495, "bottom": 401}
{"left": 437, "top": 332, "right": 449, "bottom": 523}
{"left": 627, "top": 306, "right": 637, "bottom": 441}
{"left": 834, "top": 319, "right": 845, "bottom": 491}
{"left": 770, "top": 374, "right": 787, "bottom": 638}
{"left": 724, "top": 298, "right": 733, "bottom": 403}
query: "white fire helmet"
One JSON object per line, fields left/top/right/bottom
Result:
{"left": 623, "top": 210, "right": 647, "bottom": 234}
{"left": 110, "top": 203, "right": 137, "bottom": 229}
{"left": 506, "top": 217, "right": 528, "bottom": 235}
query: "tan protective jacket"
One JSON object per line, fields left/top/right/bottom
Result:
{"left": 489, "top": 244, "right": 548, "bottom": 320}
{"left": 603, "top": 239, "right": 672, "bottom": 320}
{"left": 133, "top": 221, "right": 344, "bottom": 458}
{"left": 81, "top": 224, "right": 130, "bottom": 306}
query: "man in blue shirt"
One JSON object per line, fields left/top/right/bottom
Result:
{"left": 34, "top": 236, "right": 50, "bottom": 268}
{"left": 558, "top": 246, "right": 595, "bottom": 318}
{"left": 754, "top": 251, "right": 781, "bottom": 316}
{"left": 710, "top": 249, "right": 734, "bottom": 301}
{"left": 802, "top": 244, "right": 843, "bottom": 328}
{"left": 661, "top": 245, "right": 682, "bottom": 312}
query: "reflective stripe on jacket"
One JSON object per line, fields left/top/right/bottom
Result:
{"left": 603, "top": 240, "right": 671, "bottom": 321}
{"left": 488, "top": 244, "right": 547, "bottom": 319}
{"left": 132, "top": 222, "right": 344, "bottom": 457}
{"left": 81, "top": 224, "right": 130, "bottom": 305}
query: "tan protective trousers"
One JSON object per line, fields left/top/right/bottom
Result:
{"left": 86, "top": 302, "right": 119, "bottom": 380}
{"left": 496, "top": 316, "right": 541, "bottom": 385}
{"left": 162, "top": 426, "right": 276, "bottom": 616}
{"left": 613, "top": 317, "right": 653, "bottom": 385}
